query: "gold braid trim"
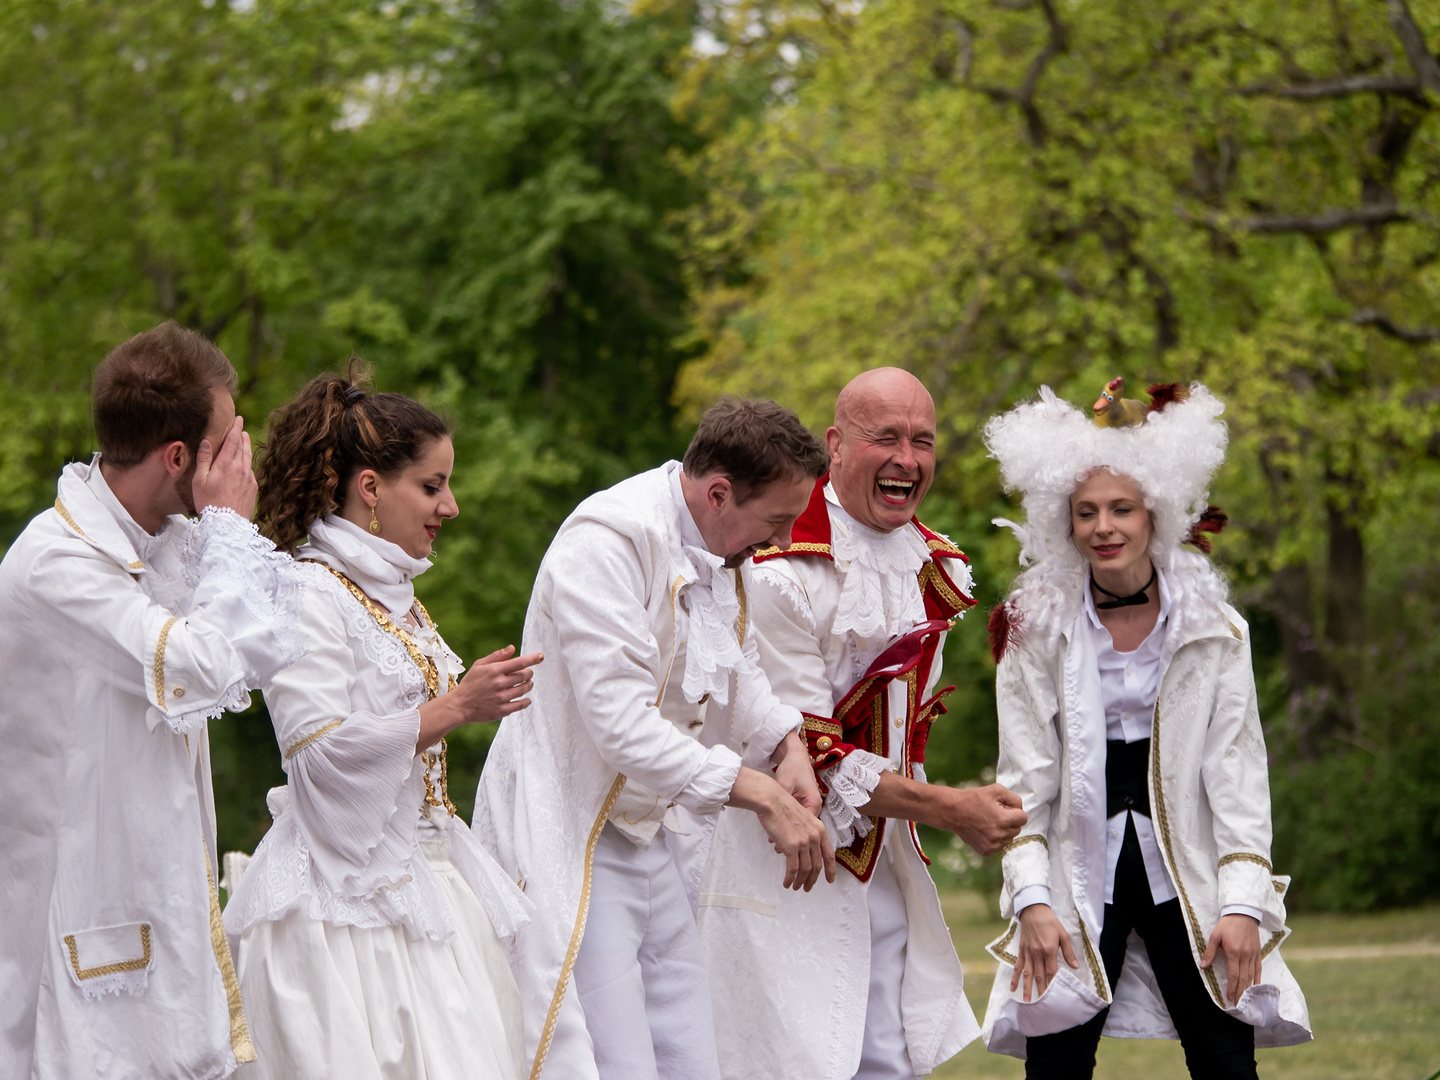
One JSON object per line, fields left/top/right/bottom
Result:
{"left": 1150, "top": 704, "right": 1226, "bottom": 1004}
{"left": 54, "top": 498, "right": 91, "bottom": 542}
{"left": 306, "top": 563, "right": 456, "bottom": 813}
{"left": 55, "top": 498, "right": 144, "bottom": 569}
{"left": 1218, "top": 852, "right": 1273, "bottom": 872}
{"left": 530, "top": 774, "right": 628, "bottom": 1079}
{"left": 734, "top": 569, "right": 747, "bottom": 648}
{"left": 800, "top": 716, "right": 843, "bottom": 737}
{"left": 754, "top": 541, "right": 832, "bottom": 558}
{"left": 647, "top": 576, "right": 684, "bottom": 707}
{"left": 1261, "top": 929, "right": 1285, "bottom": 960}
{"left": 991, "top": 921, "right": 1019, "bottom": 965}
{"left": 205, "top": 849, "right": 254, "bottom": 1063}
{"left": 283, "top": 720, "right": 342, "bottom": 759}
{"left": 1001, "top": 833, "right": 1049, "bottom": 857}
{"left": 153, "top": 617, "right": 180, "bottom": 711}
{"left": 1079, "top": 922, "right": 1110, "bottom": 1003}
{"left": 64, "top": 925, "right": 152, "bottom": 980}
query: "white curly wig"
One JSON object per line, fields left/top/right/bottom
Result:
{"left": 983, "top": 382, "right": 1231, "bottom": 651}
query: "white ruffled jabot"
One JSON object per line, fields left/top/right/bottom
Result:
{"left": 680, "top": 546, "right": 746, "bottom": 707}
{"left": 827, "top": 484, "right": 931, "bottom": 642}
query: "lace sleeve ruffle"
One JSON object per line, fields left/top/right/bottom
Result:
{"left": 283, "top": 708, "right": 427, "bottom": 898}
{"left": 821, "top": 749, "right": 889, "bottom": 847}
{"left": 192, "top": 506, "right": 307, "bottom": 676}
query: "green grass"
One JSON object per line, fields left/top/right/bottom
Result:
{"left": 931, "top": 892, "right": 1440, "bottom": 1080}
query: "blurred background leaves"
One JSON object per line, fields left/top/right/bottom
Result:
{"left": 3, "top": 0, "right": 1437, "bottom": 910}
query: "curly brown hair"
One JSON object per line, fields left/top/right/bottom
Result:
{"left": 256, "top": 361, "right": 451, "bottom": 553}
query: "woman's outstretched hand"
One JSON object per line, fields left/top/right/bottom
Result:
{"left": 416, "top": 645, "right": 542, "bottom": 750}
{"left": 1011, "top": 903, "right": 1080, "bottom": 1002}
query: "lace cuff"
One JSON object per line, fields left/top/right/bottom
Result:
{"left": 163, "top": 679, "right": 251, "bottom": 736}
{"left": 283, "top": 708, "right": 427, "bottom": 898}
{"left": 193, "top": 507, "right": 307, "bottom": 677}
{"left": 821, "top": 750, "right": 888, "bottom": 847}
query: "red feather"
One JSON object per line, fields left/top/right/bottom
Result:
{"left": 1146, "top": 383, "right": 1189, "bottom": 414}
{"left": 1184, "top": 504, "right": 1228, "bottom": 555}
{"left": 988, "top": 603, "right": 1022, "bottom": 664}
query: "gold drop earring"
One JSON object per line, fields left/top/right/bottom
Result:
{"left": 369, "top": 501, "right": 381, "bottom": 535}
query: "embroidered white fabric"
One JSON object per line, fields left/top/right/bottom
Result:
{"left": 821, "top": 749, "right": 888, "bottom": 847}
{"left": 193, "top": 506, "right": 307, "bottom": 667}
{"left": 828, "top": 495, "right": 930, "bottom": 644}
{"left": 307, "top": 564, "right": 431, "bottom": 709}
{"left": 679, "top": 546, "right": 747, "bottom": 707}
{"left": 749, "top": 563, "right": 816, "bottom": 634}
{"left": 75, "top": 967, "right": 150, "bottom": 1002}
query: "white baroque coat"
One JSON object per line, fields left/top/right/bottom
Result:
{"left": 981, "top": 565, "right": 1312, "bottom": 1057}
{"left": 697, "top": 489, "right": 981, "bottom": 1080}
{"left": 472, "top": 462, "right": 801, "bottom": 1080}
{"left": 0, "top": 460, "right": 304, "bottom": 1080}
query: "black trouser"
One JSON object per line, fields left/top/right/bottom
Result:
{"left": 1024, "top": 817, "right": 1257, "bottom": 1080}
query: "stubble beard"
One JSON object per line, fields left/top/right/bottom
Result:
{"left": 175, "top": 461, "right": 199, "bottom": 518}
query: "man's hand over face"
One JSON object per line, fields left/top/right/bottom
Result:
{"left": 193, "top": 416, "right": 258, "bottom": 519}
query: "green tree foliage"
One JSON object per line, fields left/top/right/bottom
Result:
{"left": 0, "top": 0, "right": 699, "bottom": 848}
{"left": 674, "top": 0, "right": 1440, "bottom": 907}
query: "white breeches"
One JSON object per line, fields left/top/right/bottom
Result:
{"left": 855, "top": 838, "right": 917, "bottom": 1080}
{"left": 574, "top": 824, "right": 722, "bottom": 1080}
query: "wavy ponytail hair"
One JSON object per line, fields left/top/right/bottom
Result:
{"left": 256, "top": 362, "right": 451, "bottom": 553}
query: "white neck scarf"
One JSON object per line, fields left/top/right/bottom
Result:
{"left": 828, "top": 484, "right": 931, "bottom": 642}
{"left": 304, "top": 515, "right": 433, "bottom": 617}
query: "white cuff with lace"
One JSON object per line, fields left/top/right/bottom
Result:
{"left": 820, "top": 749, "right": 889, "bottom": 847}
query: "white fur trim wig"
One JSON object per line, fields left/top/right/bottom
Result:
{"left": 983, "top": 383, "right": 1229, "bottom": 637}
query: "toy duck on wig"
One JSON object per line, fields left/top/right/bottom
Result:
{"left": 977, "top": 380, "right": 1311, "bottom": 1077}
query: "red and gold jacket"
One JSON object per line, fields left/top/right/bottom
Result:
{"left": 751, "top": 477, "right": 976, "bottom": 880}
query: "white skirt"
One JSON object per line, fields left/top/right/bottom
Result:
{"left": 236, "top": 833, "right": 526, "bottom": 1080}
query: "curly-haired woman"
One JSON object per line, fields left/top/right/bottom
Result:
{"left": 223, "top": 367, "right": 538, "bottom": 1080}
{"left": 978, "top": 382, "right": 1311, "bottom": 1079}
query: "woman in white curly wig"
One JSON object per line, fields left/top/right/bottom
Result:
{"left": 977, "top": 379, "right": 1311, "bottom": 1079}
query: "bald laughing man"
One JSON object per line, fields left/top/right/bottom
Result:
{"left": 697, "top": 368, "right": 1027, "bottom": 1080}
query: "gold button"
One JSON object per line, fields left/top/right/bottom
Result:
{"left": 816, "top": 736, "right": 834, "bottom": 751}
{"left": 172, "top": 687, "right": 186, "bottom": 698}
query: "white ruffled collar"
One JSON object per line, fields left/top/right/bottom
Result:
{"left": 668, "top": 463, "right": 746, "bottom": 706}
{"left": 827, "top": 483, "right": 931, "bottom": 642}
{"left": 303, "top": 515, "right": 433, "bottom": 616}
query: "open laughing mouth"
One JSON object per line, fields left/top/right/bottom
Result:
{"left": 876, "top": 478, "right": 917, "bottom": 505}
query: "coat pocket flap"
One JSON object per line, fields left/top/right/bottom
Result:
{"left": 62, "top": 921, "right": 153, "bottom": 994}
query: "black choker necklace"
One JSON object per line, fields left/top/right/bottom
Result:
{"left": 1092, "top": 566, "right": 1157, "bottom": 610}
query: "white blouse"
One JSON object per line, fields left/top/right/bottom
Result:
{"left": 223, "top": 522, "right": 530, "bottom": 946}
